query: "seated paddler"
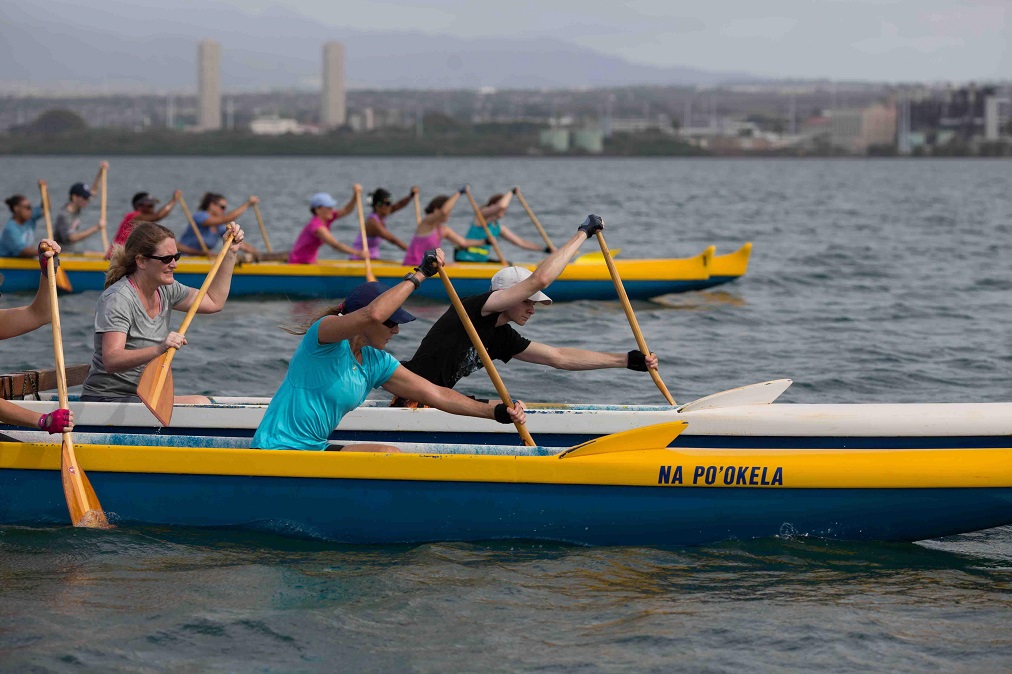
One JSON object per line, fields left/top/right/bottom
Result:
{"left": 251, "top": 248, "right": 526, "bottom": 452}
{"left": 393, "top": 215, "right": 659, "bottom": 407}
{"left": 0, "top": 240, "right": 74, "bottom": 435}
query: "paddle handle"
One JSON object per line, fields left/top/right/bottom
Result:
{"left": 99, "top": 164, "right": 109, "bottom": 251}
{"left": 252, "top": 202, "right": 272, "bottom": 253}
{"left": 413, "top": 191, "right": 422, "bottom": 226}
{"left": 354, "top": 191, "right": 376, "bottom": 282}
{"left": 464, "top": 187, "right": 509, "bottom": 267}
{"left": 147, "top": 230, "right": 236, "bottom": 403}
{"left": 178, "top": 194, "right": 211, "bottom": 256}
{"left": 513, "top": 188, "right": 555, "bottom": 252}
{"left": 595, "top": 231, "right": 676, "bottom": 406}
{"left": 437, "top": 267, "right": 535, "bottom": 446}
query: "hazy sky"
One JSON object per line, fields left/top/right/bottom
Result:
{"left": 206, "top": 0, "right": 1009, "bottom": 82}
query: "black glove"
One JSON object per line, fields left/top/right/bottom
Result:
{"left": 493, "top": 403, "right": 514, "bottom": 424}
{"left": 458, "top": 185, "right": 468, "bottom": 194}
{"left": 543, "top": 245, "right": 552, "bottom": 253}
{"left": 578, "top": 214, "right": 604, "bottom": 239}
{"left": 511, "top": 187, "right": 519, "bottom": 194}
{"left": 417, "top": 249, "right": 440, "bottom": 277}
{"left": 626, "top": 350, "right": 649, "bottom": 372}
{"left": 485, "top": 237, "right": 496, "bottom": 245}
{"left": 38, "top": 243, "right": 59, "bottom": 277}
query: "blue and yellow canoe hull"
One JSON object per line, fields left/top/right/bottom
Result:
{"left": 0, "top": 244, "right": 750, "bottom": 301}
{"left": 2, "top": 439, "right": 1010, "bottom": 546}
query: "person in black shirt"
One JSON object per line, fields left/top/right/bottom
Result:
{"left": 395, "top": 215, "right": 659, "bottom": 405}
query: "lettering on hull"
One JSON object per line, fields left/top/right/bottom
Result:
{"left": 658, "top": 465, "right": 784, "bottom": 487}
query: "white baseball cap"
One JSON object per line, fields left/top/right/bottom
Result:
{"left": 489, "top": 266, "right": 552, "bottom": 305}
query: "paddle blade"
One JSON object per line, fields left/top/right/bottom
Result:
{"left": 55, "top": 266, "right": 73, "bottom": 292}
{"left": 61, "top": 439, "right": 111, "bottom": 528}
{"left": 557, "top": 421, "right": 688, "bottom": 459}
{"left": 137, "top": 355, "right": 175, "bottom": 426}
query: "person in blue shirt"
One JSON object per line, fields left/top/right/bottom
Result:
{"left": 178, "top": 192, "right": 262, "bottom": 260}
{"left": 454, "top": 190, "right": 545, "bottom": 263}
{"left": 251, "top": 248, "right": 526, "bottom": 452}
{"left": 1, "top": 194, "right": 46, "bottom": 258}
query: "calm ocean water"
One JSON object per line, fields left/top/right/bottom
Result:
{"left": 2, "top": 156, "right": 1011, "bottom": 671}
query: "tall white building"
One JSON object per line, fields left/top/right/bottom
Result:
{"left": 321, "top": 42, "right": 346, "bottom": 129}
{"left": 197, "top": 40, "right": 221, "bottom": 131}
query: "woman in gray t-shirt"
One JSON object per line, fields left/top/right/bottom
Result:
{"left": 81, "top": 221, "right": 246, "bottom": 403}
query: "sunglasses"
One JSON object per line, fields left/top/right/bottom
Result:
{"left": 144, "top": 253, "right": 182, "bottom": 264}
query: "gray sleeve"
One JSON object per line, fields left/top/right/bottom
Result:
{"left": 94, "top": 287, "right": 135, "bottom": 334}
{"left": 165, "top": 280, "right": 192, "bottom": 308}
{"left": 53, "top": 213, "right": 72, "bottom": 244}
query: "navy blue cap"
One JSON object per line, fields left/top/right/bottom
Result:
{"left": 69, "top": 182, "right": 92, "bottom": 199}
{"left": 340, "top": 282, "right": 415, "bottom": 325}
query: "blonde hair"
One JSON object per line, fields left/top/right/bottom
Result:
{"left": 105, "top": 222, "right": 175, "bottom": 288}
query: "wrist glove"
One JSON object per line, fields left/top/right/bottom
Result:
{"left": 578, "top": 214, "right": 604, "bottom": 239}
{"left": 493, "top": 403, "right": 514, "bottom": 424}
{"left": 458, "top": 185, "right": 468, "bottom": 194}
{"left": 544, "top": 246, "right": 552, "bottom": 253}
{"left": 38, "top": 244, "right": 59, "bottom": 277}
{"left": 418, "top": 249, "right": 440, "bottom": 278}
{"left": 485, "top": 237, "right": 495, "bottom": 245}
{"left": 511, "top": 187, "right": 519, "bottom": 194}
{"left": 626, "top": 350, "right": 649, "bottom": 372}
{"left": 38, "top": 409, "right": 71, "bottom": 434}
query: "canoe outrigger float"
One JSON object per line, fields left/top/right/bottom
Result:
{"left": 0, "top": 244, "right": 750, "bottom": 301}
{"left": 2, "top": 418, "right": 1011, "bottom": 546}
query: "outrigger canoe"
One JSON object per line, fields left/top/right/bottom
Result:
{"left": 8, "top": 379, "right": 1012, "bottom": 451}
{"left": 2, "top": 420, "right": 1011, "bottom": 546}
{"left": 0, "top": 244, "right": 750, "bottom": 301}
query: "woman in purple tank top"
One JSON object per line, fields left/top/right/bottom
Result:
{"left": 350, "top": 187, "right": 413, "bottom": 260}
{"left": 402, "top": 187, "right": 485, "bottom": 266}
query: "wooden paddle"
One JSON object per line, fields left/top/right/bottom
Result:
{"left": 413, "top": 191, "right": 422, "bottom": 226}
{"left": 37, "top": 181, "right": 74, "bottom": 292}
{"left": 177, "top": 194, "right": 211, "bottom": 257}
{"left": 595, "top": 230, "right": 676, "bottom": 406}
{"left": 512, "top": 187, "right": 555, "bottom": 252}
{"left": 354, "top": 190, "right": 377, "bottom": 282}
{"left": 40, "top": 242, "right": 111, "bottom": 527}
{"left": 99, "top": 163, "right": 109, "bottom": 251}
{"left": 252, "top": 202, "right": 273, "bottom": 254}
{"left": 437, "top": 266, "right": 535, "bottom": 446}
{"left": 136, "top": 229, "right": 236, "bottom": 426}
{"left": 463, "top": 187, "right": 509, "bottom": 267}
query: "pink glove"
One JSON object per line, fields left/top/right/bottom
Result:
{"left": 38, "top": 243, "right": 60, "bottom": 277}
{"left": 38, "top": 409, "right": 71, "bottom": 434}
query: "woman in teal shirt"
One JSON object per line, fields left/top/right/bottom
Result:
{"left": 1, "top": 194, "right": 45, "bottom": 258}
{"left": 251, "top": 249, "right": 526, "bottom": 452}
{"left": 454, "top": 191, "right": 546, "bottom": 263}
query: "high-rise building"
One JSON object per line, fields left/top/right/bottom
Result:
{"left": 321, "top": 42, "right": 346, "bottom": 129}
{"left": 197, "top": 40, "right": 221, "bottom": 131}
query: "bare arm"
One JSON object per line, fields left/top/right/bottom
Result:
{"left": 514, "top": 341, "right": 626, "bottom": 370}
{"left": 91, "top": 161, "right": 108, "bottom": 198}
{"left": 0, "top": 399, "right": 71, "bottom": 430}
{"left": 203, "top": 196, "right": 257, "bottom": 227}
{"left": 382, "top": 366, "right": 514, "bottom": 420}
{"left": 0, "top": 241, "right": 57, "bottom": 337}
{"left": 67, "top": 222, "right": 103, "bottom": 243}
{"left": 316, "top": 273, "right": 424, "bottom": 343}
{"left": 140, "top": 190, "right": 181, "bottom": 223}
{"left": 365, "top": 214, "right": 409, "bottom": 251}
{"left": 173, "top": 224, "right": 245, "bottom": 313}
{"left": 314, "top": 227, "right": 358, "bottom": 256}
{"left": 388, "top": 186, "right": 419, "bottom": 215}
{"left": 482, "top": 230, "right": 590, "bottom": 314}
{"left": 334, "top": 184, "right": 362, "bottom": 218}
{"left": 497, "top": 224, "right": 544, "bottom": 251}
{"left": 100, "top": 330, "right": 171, "bottom": 372}
{"left": 480, "top": 192, "right": 511, "bottom": 221}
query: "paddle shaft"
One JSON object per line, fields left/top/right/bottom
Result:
{"left": 99, "top": 165, "right": 109, "bottom": 250}
{"left": 595, "top": 231, "right": 676, "bottom": 406}
{"left": 146, "top": 231, "right": 236, "bottom": 407}
{"left": 437, "top": 267, "right": 535, "bottom": 446}
{"left": 354, "top": 191, "right": 376, "bottom": 282}
{"left": 464, "top": 188, "right": 509, "bottom": 267}
{"left": 178, "top": 195, "right": 211, "bottom": 256}
{"left": 252, "top": 202, "right": 272, "bottom": 253}
{"left": 38, "top": 182, "right": 73, "bottom": 292}
{"left": 513, "top": 188, "right": 555, "bottom": 252}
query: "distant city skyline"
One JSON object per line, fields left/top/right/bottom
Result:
{"left": 186, "top": 0, "right": 1009, "bottom": 82}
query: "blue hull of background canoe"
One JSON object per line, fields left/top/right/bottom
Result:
{"left": 2, "top": 469, "right": 1010, "bottom": 546}
{"left": 0, "top": 268, "right": 730, "bottom": 301}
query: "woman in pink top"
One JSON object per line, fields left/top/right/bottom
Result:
{"left": 288, "top": 187, "right": 360, "bottom": 264}
{"left": 350, "top": 186, "right": 414, "bottom": 260}
{"left": 402, "top": 186, "right": 485, "bottom": 266}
